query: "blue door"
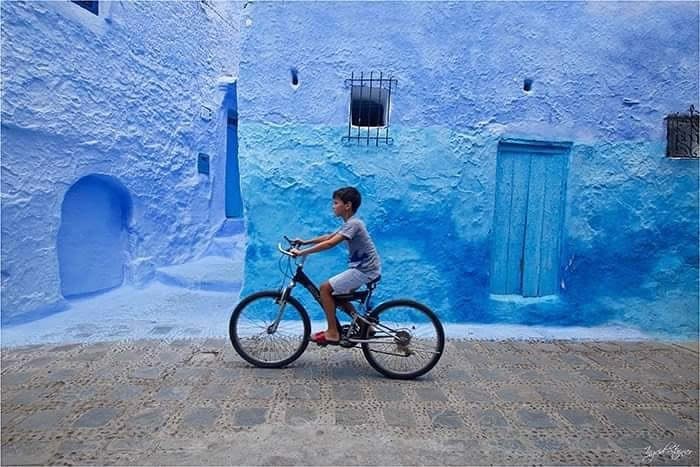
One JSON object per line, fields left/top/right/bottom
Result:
{"left": 490, "top": 139, "right": 570, "bottom": 297}
{"left": 225, "top": 112, "right": 243, "bottom": 218}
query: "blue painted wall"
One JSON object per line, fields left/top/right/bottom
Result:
{"left": 1, "top": 1, "right": 242, "bottom": 323}
{"left": 238, "top": 1, "right": 699, "bottom": 338}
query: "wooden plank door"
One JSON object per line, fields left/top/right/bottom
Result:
{"left": 491, "top": 140, "right": 570, "bottom": 296}
{"left": 521, "top": 151, "right": 567, "bottom": 296}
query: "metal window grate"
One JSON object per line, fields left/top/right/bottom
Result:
{"left": 72, "top": 1, "right": 99, "bottom": 15}
{"left": 665, "top": 105, "right": 699, "bottom": 159}
{"left": 342, "top": 72, "right": 397, "bottom": 146}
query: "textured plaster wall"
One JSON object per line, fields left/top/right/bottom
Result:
{"left": 1, "top": 0, "right": 242, "bottom": 323}
{"left": 238, "top": 1, "right": 699, "bottom": 337}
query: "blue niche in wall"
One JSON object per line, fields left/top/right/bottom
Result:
{"left": 57, "top": 174, "right": 132, "bottom": 298}
{"left": 71, "top": 1, "right": 99, "bottom": 15}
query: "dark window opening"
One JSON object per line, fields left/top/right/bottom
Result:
{"left": 351, "top": 99, "right": 385, "bottom": 127}
{"left": 198, "top": 153, "right": 210, "bottom": 176}
{"left": 72, "top": 0, "right": 99, "bottom": 15}
{"left": 665, "top": 105, "right": 699, "bottom": 159}
{"left": 343, "top": 71, "right": 396, "bottom": 146}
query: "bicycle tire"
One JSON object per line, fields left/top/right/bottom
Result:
{"left": 229, "top": 290, "right": 311, "bottom": 368}
{"left": 361, "top": 299, "right": 445, "bottom": 379}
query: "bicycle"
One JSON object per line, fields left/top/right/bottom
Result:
{"left": 228, "top": 237, "right": 445, "bottom": 379}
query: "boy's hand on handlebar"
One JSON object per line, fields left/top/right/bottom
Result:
{"left": 291, "top": 238, "right": 305, "bottom": 246}
{"left": 289, "top": 248, "right": 305, "bottom": 257}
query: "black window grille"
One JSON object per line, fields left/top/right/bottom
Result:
{"left": 72, "top": 1, "right": 99, "bottom": 15}
{"left": 665, "top": 105, "right": 699, "bottom": 159}
{"left": 342, "top": 72, "right": 396, "bottom": 146}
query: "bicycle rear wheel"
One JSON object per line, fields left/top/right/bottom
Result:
{"left": 361, "top": 299, "right": 444, "bottom": 379}
{"left": 229, "top": 291, "right": 310, "bottom": 368}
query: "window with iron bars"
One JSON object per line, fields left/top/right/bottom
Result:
{"left": 665, "top": 105, "right": 699, "bottom": 159}
{"left": 342, "top": 72, "right": 396, "bottom": 146}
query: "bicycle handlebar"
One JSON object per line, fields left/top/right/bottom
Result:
{"left": 277, "top": 243, "right": 295, "bottom": 257}
{"left": 278, "top": 237, "right": 308, "bottom": 265}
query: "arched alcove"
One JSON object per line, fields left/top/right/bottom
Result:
{"left": 57, "top": 174, "right": 133, "bottom": 298}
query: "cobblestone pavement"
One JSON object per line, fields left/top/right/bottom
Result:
{"left": 2, "top": 339, "right": 698, "bottom": 466}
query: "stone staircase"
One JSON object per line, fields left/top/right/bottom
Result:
{"left": 155, "top": 219, "right": 246, "bottom": 293}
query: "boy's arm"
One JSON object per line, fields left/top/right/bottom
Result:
{"left": 301, "top": 233, "right": 333, "bottom": 245}
{"left": 294, "top": 234, "right": 345, "bottom": 256}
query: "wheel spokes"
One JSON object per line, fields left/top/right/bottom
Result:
{"left": 364, "top": 307, "right": 442, "bottom": 375}
{"left": 235, "top": 298, "right": 306, "bottom": 365}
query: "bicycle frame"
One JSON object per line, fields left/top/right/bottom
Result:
{"left": 229, "top": 241, "right": 444, "bottom": 378}
{"left": 270, "top": 258, "right": 343, "bottom": 330}
{"left": 276, "top": 262, "right": 317, "bottom": 304}
{"left": 229, "top": 244, "right": 444, "bottom": 378}
{"left": 269, "top": 253, "right": 393, "bottom": 344}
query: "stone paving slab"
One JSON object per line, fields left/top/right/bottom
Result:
{"left": 1, "top": 338, "right": 698, "bottom": 466}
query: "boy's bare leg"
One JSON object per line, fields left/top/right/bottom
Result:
{"left": 319, "top": 282, "right": 340, "bottom": 341}
{"left": 340, "top": 301, "right": 356, "bottom": 316}
{"left": 339, "top": 301, "right": 363, "bottom": 338}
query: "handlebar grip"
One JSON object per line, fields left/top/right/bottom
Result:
{"left": 277, "top": 243, "right": 294, "bottom": 256}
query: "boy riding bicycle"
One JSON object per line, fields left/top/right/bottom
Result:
{"left": 290, "top": 187, "right": 381, "bottom": 345}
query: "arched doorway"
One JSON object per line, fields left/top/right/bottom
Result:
{"left": 57, "top": 174, "right": 132, "bottom": 298}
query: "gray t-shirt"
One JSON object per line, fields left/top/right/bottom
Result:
{"left": 335, "top": 217, "right": 381, "bottom": 278}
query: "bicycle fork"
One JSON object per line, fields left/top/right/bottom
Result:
{"left": 268, "top": 281, "right": 296, "bottom": 334}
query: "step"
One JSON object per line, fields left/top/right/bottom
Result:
{"left": 205, "top": 234, "right": 246, "bottom": 259}
{"left": 215, "top": 218, "right": 245, "bottom": 237}
{"left": 155, "top": 256, "right": 243, "bottom": 293}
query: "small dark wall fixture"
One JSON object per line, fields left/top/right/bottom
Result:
{"left": 665, "top": 105, "right": 699, "bottom": 159}
{"left": 72, "top": 0, "right": 99, "bottom": 15}
{"left": 523, "top": 79, "right": 533, "bottom": 92}
{"left": 290, "top": 68, "right": 299, "bottom": 87}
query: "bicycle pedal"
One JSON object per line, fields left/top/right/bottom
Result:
{"left": 339, "top": 338, "right": 356, "bottom": 348}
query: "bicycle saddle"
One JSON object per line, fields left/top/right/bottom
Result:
{"left": 334, "top": 275, "right": 381, "bottom": 302}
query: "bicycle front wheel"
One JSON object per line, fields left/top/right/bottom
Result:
{"left": 361, "top": 299, "right": 445, "bottom": 379}
{"left": 229, "top": 291, "right": 310, "bottom": 368}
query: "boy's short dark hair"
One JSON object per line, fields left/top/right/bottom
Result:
{"left": 333, "top": 187, "right": 361, "bottom": 213}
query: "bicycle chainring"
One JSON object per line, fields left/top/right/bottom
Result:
{"left": 339, "top": 324, "right": 358, "bottom": 348}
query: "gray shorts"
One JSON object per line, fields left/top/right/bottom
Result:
{"left": 328, "top": 269, "right": 376, "bottom": 295}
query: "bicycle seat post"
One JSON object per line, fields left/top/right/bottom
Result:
{"left": 364, "top": 276, "right": 380, "bottom": 311}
